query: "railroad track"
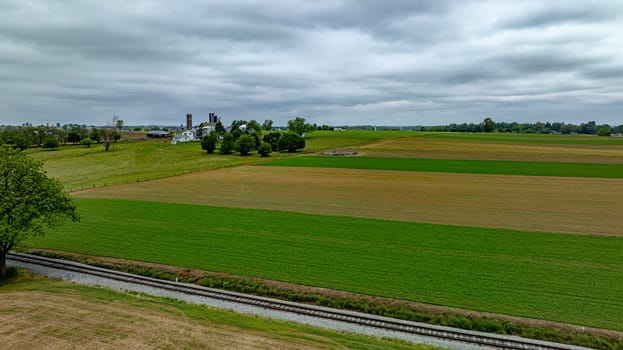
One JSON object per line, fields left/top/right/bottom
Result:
{"left": 7, "top": 252, "right": 591, "bottom": 350}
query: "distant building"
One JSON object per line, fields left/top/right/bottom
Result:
{"left": 146, "top": 130, "right": 169, "bottom": 138}
{"left": 171, "top": 130, "right": 196, "bottom": 144}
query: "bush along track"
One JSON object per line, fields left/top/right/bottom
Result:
{"left": 29, "top": 250, "right": 623, "bottom": 350}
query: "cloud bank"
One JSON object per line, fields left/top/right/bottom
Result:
{"left": 1, "top": 0, "right": 622, "bottom": 126}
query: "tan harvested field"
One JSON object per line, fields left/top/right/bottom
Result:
{"left": 351, "top": 137, "right": 623, "bottom": 163}
{"left": 74, "top": 165, "right": 623, "bottom": 236}
{"left": 0, "top": 282, "right": 421, "bottom": 350}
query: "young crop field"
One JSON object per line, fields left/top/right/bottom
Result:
{"left": 73, "top": 165, "right": 623, "bottom": 236}
{"left": 351, "top": 137, "right": 623, "bottom": 164}
{"left": 420, "top": 132, "right": 623, "bottom": 145}
{"left": 1, "top": 273, "right": 424, "bottom": 350}
{"left": 26, "top": 198, "right": 623, "bottom": 332}
{"left": 260, "top": 156, "right": 623, "bottom": 178}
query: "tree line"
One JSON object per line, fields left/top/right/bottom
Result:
{"left": 354, "top": 119, "right": 622, "bottom": 135}
{"left": 0, "top": 122, "right": 124, "bottom": 151}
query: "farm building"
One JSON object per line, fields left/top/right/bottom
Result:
{"left": 171, "top": 130, "right": 196, "bottom": 144}
{"left": 146, "top": 130, "right": 169, "bottom": 138}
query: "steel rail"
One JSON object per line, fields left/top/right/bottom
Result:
{"left": 7, "top": 252, "right": 592, "bottom": 350}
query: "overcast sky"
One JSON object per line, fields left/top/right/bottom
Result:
{"left": 1, "top": 1, "right": 622, "bottom": 127}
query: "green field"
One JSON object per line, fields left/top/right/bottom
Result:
{"left": 28, "top": 141, "right": 281, "bottom": 191}
{"left": 28, "top": 198, "right": 623, "bottom": 331}
{"left": 420, "top": 132, "right": 623, "bottom": 145}
{"left": 260, "top": 156, "right": 623, "bottom": 178}
{"left": 28, "top": 135, "right": 391, "bottom": 190}
{"left": 308, "top": 130, "right": 623, "bottom": 145}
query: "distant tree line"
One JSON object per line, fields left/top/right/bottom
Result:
{"left": 0, "top": 122, "right": 123, "bottom": 151}
{"left": 350, "top": 119, "right": 622, "bottom": 135}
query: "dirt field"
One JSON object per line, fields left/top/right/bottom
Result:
{"left": 74, "top": 165, "right": 623, "bottom": 236}
{"left": 351, "top": 137, "right": 623, "bottom": 163}
{"left": 0, "top": 284, "right": 416, "bottom": 350}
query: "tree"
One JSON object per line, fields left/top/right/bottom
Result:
{"left": 80, "top": 137, "right": 93, "bottom": 148}
{"left": 115, "top": 119, "right": 124, "bottom": 131}
{"left": 287, "top": 117, "right": 314, "bottom": 136}
{"left": 263, "top": 131, "right": 282, "bottom": 151}
{"left": 201, "top": 131, "right": 219, "bottom": 154}
{"left": 482, "top": 117, "right": 495, "bottom": 132}
{"left": 90, "top": 128, "right": 101, "bottom": 143}
{"left": 0, "top": 146, "right": 78, "bottom": 277}
{"left": 258, "top": 142, "right": 272, "bottom": 157}
{"left": 42, "top": 136, "right": 59, "bottom": 150}
{"left": 597, "top": 127, "right": 612, "bottom": 136}
{"left": 250, "top": 131, "right": 262, "bottom": 150}
{"left": 235, "top": 134, "right": 255, "bottom": 156}
{"left": 246, "top": 120, "right": 261, "bottom": 133}
{"left": 98, "top": 128, "right": 115, "bottom": 152}
{"left": 219, "top": 133, "right": 234, "bottom": 154}
{"left": 215, "top": 120, "right": 226, "bottom": 135}
{"left": 11, "top": 135, "right": 30, "bottom": 151}
{"left": 278, "top": 132, "right": 306, "bottom": 152}
{"left": 67, "top": 132, "right": 82, "bottom": 144}
{"left": 262, "top": 119, "right": 273, "bottom": 131}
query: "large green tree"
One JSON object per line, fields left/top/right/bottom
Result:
{"left": 278, "top": 132, "right": 306, "bottom": 152}
{"left": 235, "top": 134, "right": 256, "bottom": 156}
{"left": 201, "top": 131, "right": 219, "bottom": 154}
{"left": 482, "top": 117, "right": 495, "bottom": 132}
{"left": 287, "top": 117, "right": 314, "bottom": 136}
{"left": 0, "top": 146, "right": 78, "bottom": 277}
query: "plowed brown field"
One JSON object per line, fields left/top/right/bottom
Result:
{"left": 351, "top": 137, "right": 623, "bottom": 163}
{"left": 74, "top": 166, "right": 623, "bottom": 236}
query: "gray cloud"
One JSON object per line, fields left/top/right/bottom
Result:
{"left": 0, "top": 0, "right": 622, "bottom": 126}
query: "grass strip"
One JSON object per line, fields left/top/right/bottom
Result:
{"left": 259, "top": 156, "right": 623, "bottom": 178}
{"left": 26, "top": 198, "right": 623, "bottom": 332}
{"left": 29, "top": 250, "right": 623, "bottom": 350}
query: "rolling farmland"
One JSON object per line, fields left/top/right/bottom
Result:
{"left": 19, "top": 131, "right": 623, "bottom": 346}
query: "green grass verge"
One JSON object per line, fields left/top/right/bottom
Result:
{"left": 27, "top": 198, "right": 623, "bottom": 332}
{"left": 1, "top": 270, "right": 431, "bottom": 350}
{"left": 259, "top": 156, "right": 623, "bottom": 178}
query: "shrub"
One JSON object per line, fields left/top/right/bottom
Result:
{"left": 258, "top": 142, "right": 272, "bottom": 157}
{"left": 42, "top": 136, "right": 59, "bottom": 150}
{"left": 80, "top": 137, "right": 93, "bottom": 148}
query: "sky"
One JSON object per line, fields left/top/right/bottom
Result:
{"left": 1, "top": 1, "right": 622, "bottom": 127}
